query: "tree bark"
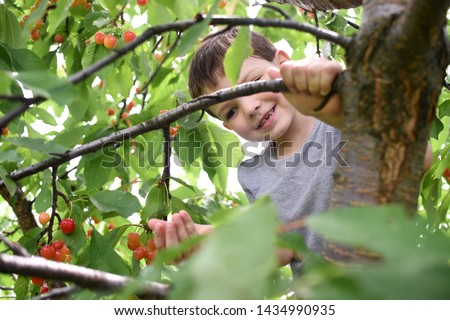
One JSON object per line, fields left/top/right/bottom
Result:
{"left": 324, "top": 0, "right": 450, "bottom": 261}
{"left": 0, "top": 184, "right": 37, "bottom": 234}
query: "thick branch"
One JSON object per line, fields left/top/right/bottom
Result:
{"left": 1, "top": 80, "right": 287, "bottom": 185}
{"left": 0, "top": 16, "right": 348, "bottom": 130}
{"left": 266, "top": 0, "right": 362, "bottom": 11}
{"left": 0, "top": 253, "right": 169, "bottom": 299}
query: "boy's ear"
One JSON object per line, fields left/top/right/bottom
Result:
{"left": 273, "top": 50, "right": 291, "bottom": 66}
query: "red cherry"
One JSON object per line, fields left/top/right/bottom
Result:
{"left": 31, "top": 276, "right": 45, "bottom": 286}
{"left": 154, "top": 52, "right": 163, "bottom": 61}
{"left": 443, "top": 168, "right": 450, "bottom": 183}
{"left": 145, "top": 250, "right": 156, "bottom": 265}
{"left": 123, "top": 30, "right": 136, "bottom": 43}
{"left": 103, "top": 35, "right": 117, "bottom": 49}
{"left": 1, "top": 127, "right": 9, "bottom": 136}
{"left": 60, "top": 218, "right": 75, "bottom": 234}
{"left": 121, "top": 112, "right": 129, "bottom": 119}
{"left": 40, "top": 282, "right": 49, "bottom": 293}
{"left": 40, "top": 245, "right": 55, "bottom": 260}
{"left": 94, "top": 31, "right": 105, "bottom": 45}
{"left": 126, "top": 101, "right": 135, "bottom": 111}
{"left": 133, "top": 246, "right": 147, "bottom": 261}
{"left": 170, "top": 125, "right": 180, "bottom": 137}
{"left": 54, "top": 33, "right": 64, "bottom": 43}
{"left": 127, "top": 232, "right": 141, "bottom": 251}
{"left": 99, "top": 80, "right": 104, "bottom": 88}
{"left": 51, "top": 240, "right": 64, "bottom": 251}
{"left": 135, "top": 87, "right": 141, "bottom": 94}
{"left": 39, "top": 212, "right": 50, "bottom": 225}
{"left": 107, "top": 108, "right": 115, "bottom": 116}
{"left": 30, "top": 28, "right": 40, "bottom": 41}
{"left": 147, "top": 238, "right": 157, "bottom": 251}
{"left": 137, "top": 0, "right": 147, "bottom": 6}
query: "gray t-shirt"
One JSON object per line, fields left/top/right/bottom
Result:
{"left": 238, "top": 120, "right": 342, "bottom": 254}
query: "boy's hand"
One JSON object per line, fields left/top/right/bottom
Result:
{"left": 148, "top": 210, "right": 214, "bottom": 262}
{"left": 268, "top": 58, "right": 343, "bottom": 128}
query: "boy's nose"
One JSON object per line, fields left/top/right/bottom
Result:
{"left": 242, "top": 98, "right": 260, "bottom": 118}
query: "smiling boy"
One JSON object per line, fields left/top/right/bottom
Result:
{"left": 148, "top": 27, "right": 344, "bottom": 268}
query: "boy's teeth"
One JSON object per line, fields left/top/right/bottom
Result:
{"left": 259, "top": 109, "right": 274, "bottom": 128}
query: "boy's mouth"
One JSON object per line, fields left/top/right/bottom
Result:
{"left": 257, "top": 106, "right": 276, "bottom": 129}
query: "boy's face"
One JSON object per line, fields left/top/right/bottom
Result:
{"left": 207, "top": 50, "right": 299, "bottom": 143}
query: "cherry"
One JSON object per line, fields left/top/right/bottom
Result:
{"left": 1, "top": 127, "right": 9, "bottom": 136}
{"left": 107, "top": 108, "right": 115, "bottom": 116}
{"left": 147, "top": 238, "right": 156, "bottom": 251}
{"left": 99, "top": 80, "right": 104, "bottom": 88}
{"left": 218, "top": 0, "right": 227, "bottom": 9}
{"left": 443, "top": 168, "right": 450, "bottom": 183}
{"left": 51, "top": 240, "right": 64, "bottom": 251}
{"left": 54, "top": 33, "right": 64, "bottom": 44}
{"left": 60, "top": 218, "right": 75, "bottom": 234}
{"left": 121, "top": 112, "right": 129, "bottom": 119}
{"left": 133, "top": 246, "right": 147, "bottom": 261}
{"left": 154, "top": 52, "right": 163, "bottom": 61}
{"left": 30, "top": 28, "right": 40, "bottom": 41}
{"left": 123, "top": 30, "right": 136, "bottom": 43}
{"left": 126, "top": 101, "right": 135, "bottom": 111}
{"left": 137, "top": 0, "right": 147, "bottom": 6}
{"left": 135, "top": 87, "right": 141, "bottom": 94}
{"left": 40, "top": 245, "right": 55, "bottom": 260}
{"left": 38, "top": 212, "right": 50, "bottom": 225}
{"left": 145, "top": 250, "right": 155, "bottom": 265}
{"left": 94, "top": 31, "right": 105, "bottom": 45}
{"left": 31, "top": 276, "right": 45, "bottom": 286}
{"left": 103, "top": 35, "right": 117, "bottom": 49}
{"left": 40, "top": 283, "right": 49, "bottom": 293}
{"left": 170, "top": 125, "right": 180, "bottom": 137}
{"left": 127, "top": 232, "right": 141, "bottom": 251}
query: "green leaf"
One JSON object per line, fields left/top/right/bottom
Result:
{"left": 9, "top": 47, "right": 46, "bottom": 71}
{"left": 90, "top": 190, "right": 142, "bottom": 218}
{"left": 0, "top": 150, "right": 24, "bottom": 163}
{"left": 6, "top": 137, "right": 68, "bottom": 155}
{"left": 46, "top": 0, "right": 72, "bottom": 40}
{"left": 142, "top": 183, "right": 170, "bottom": 220}
{"left": 223, "top": 27, "right": 253, "bottom": 85}
{"left": 28, "top": 107, "right": 58, "bottom": 126}
{"left": 173, "top": 127, "right": 202, "bottom": 166}
{"left": 0, "top": 165, "right": 16, "bottom": 195}
{"left": 170, "top": 196, "right": 278, "bottom": 299}
{"left": 0, "top": 4, "right": 25, "bottom": 49}
{"left": 84, "top": 155, "right": 112, "bottom": 189}
{"left": 14, "top": 275, "right": 30, "bottom": 300}
{"left": 83, "top": 10, "right": 109, "bottom": 33}
{"left": 206, "top": 121, "right": 244, "bottom": 167}
{"left": 14, "top": 71, "right": 79, "bottom": 106}
{"left": 0, "top": 71, "right": 12, "bottom": 95}
{"left": 89, "top": 230, "right": 130, "bottom": 276}
{"left": 0, "top": 43, "right": 13, "bottom": 70}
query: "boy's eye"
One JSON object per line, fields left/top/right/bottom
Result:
{"left": 226, "top": 106, "right": 237, "bottom": 120}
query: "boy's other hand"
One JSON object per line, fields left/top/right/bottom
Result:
{"left": 148, "top": 210, "right": 214, "bottom": 262}
{"left": 268, "top": 58, "right": 343, "bottom": 128}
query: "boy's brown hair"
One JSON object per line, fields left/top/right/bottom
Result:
{"left": 188, "top": 27, "right": 278, "bottom": 115}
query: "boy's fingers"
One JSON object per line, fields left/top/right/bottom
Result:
{"left": 165, "top": 221, "right": 178, "bottom": 248}
{"left": 267, "top": 67, "right": 281, "bottom": 80}
{"left": 319, "top": 62, "right": 342, "bottom": 96}
{"left": 153, "top": 223, "right": 166, "bottom": 250}
{"left": 179, "top": 210, "right": 198, "bottom": 236}
{"left": 306, "top": 60, "right": 323, "bottom": 96}
{"left": 173, "top": 213, "right": 189, "bottom": 243}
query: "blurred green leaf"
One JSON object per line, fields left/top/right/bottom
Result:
{"left": 90, "top": 190, "right": 142, "bottom": 218}
{"left": 224, "top": 26, "right": 253, "bottom": 86}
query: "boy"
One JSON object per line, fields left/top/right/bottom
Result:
{"left": 148, "top": 27, "right": 344, "bottom": 268}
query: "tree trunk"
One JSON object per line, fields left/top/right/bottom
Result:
{"left": 325, "top": 0, "right": 450, "bottom": 261}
